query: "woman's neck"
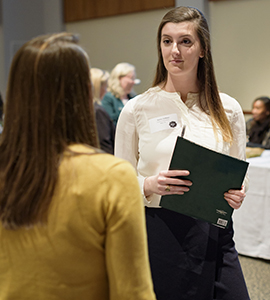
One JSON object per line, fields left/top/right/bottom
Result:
{"left": 121, "top": 93, "right": 128, "bottom": 100}
{"left": 162, "top": 74, "right": 199, "bottom": 102}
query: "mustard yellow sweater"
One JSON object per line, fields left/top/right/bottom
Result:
{"left": 0, "top": 145, "right": 156, "bottom": 300}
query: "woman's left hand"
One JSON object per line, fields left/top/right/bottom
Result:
{"left": 224, "top": 185, "right": 246, "bottom": 209}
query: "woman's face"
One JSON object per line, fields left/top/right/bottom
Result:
{"left": 119, "top": 71, "right": 136, "bottom": 95}
{"left": 160, "top": 21, "right": 203, "bottom": 79}
{"left": 252, "top": 100, "right": 270, "bottom": 122}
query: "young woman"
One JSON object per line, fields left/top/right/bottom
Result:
{"left": 115, "top": 6, "right": 250, "bottom": 300}
{"left": 246, "top": 96, "right": 270, "bottom": 148}
{"left": 0, "top": 33, "right": 156, "bottom": 300}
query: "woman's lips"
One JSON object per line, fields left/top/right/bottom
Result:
{"left": 170, "top": 59, "right": 183, "bottom": 64}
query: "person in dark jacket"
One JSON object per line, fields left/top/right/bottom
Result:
{"left": 91, "top": 67, "right": 115, "bottom": 154}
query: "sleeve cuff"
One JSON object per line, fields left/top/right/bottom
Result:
{"left": 138, "top": 176, "right": 153, "bottom": 205}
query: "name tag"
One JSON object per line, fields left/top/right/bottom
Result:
{"left": 149, "top": 114, "right": 179, "bottom": 133}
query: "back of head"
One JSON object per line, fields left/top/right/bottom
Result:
{"left": 4, "top": 32, "right": 98, "bottom": 149}
{"left": 108, "top": 62, "right": 135, "bottom": 98}
{"left": 0, "top": 32, "right": 98, "bottom": 229}
{"left": 90, "top": 68, "right": 110, "bottom": 104}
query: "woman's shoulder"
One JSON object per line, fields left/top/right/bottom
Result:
{"left": 53, "top": 145, "right": 140, "bottom": 234}
{"left": 219, "top": 92, "right": 243, "bottom": 112}
{"left": 246, "top": 117, "right": 253, "bottom": 126}
{"left": 103, "top": 91, "right": 113, "bottom": 98}
{"left": 102, "top": 92, "right": 118, "bottom": 102}
{"left": 124, "top": 86, "right": 161, "bottom": 108}
{"left": 95, "top": 102, "right": 111, "bottom": 118}
{"left": 262, "top": 127, "right": 270, "bottom": 148}
{"left": 63, "top": 144, "right": 133, "bottom": 175}
{"left": 219, "top": 92, "right": 238, "bottom": 104}
{"left": 138, "top": 86, "right": 161, "bottom": 98}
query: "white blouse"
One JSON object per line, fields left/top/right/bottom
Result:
{"left": 115, "top": 86, "right": 248, "bottom": 207}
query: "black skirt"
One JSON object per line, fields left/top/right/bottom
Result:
{"left": 145, "top": 207, "right": 250, "bottom": 300}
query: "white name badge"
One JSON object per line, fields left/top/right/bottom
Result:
{"left": 149, "top": 114, "right": 179, "bottom": 133}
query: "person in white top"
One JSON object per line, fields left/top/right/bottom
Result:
{"left": 115, "top": 6, "right": 250, "bottom": 300}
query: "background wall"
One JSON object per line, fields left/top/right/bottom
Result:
{"left": 66, "top": 8, "right": 172, "bottom": 95}
{"left": 0, "top": 0, "right": 64, "bottom": 97}
{"left": 0, "top": 0, "right": 269, "bottom": 113}
{"left": 65, "top": 0, "right": 207, "bottom": 95}
{"left": 209, "top": 0, "right": 270, "bottom": 111}
{"left": 66, "top": 0, "right": 270, "bottom": 111}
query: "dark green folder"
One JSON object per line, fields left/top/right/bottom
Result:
{"left": 160, "top": 137, "right": 249, "bottom": 229}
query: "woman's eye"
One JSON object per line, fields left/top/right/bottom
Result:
{"left": 162, "top": 39, "right": 171, "bottom": 45}
{"left": 182, "top": 39, "right": 191, "bottom": 45}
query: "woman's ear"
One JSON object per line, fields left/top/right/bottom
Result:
{"left": 199, "top": 50, "right": 204, "bottom": 58}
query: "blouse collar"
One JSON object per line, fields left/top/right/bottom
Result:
{"left": 154, "top": 86, "right": 199, "bottom": 108}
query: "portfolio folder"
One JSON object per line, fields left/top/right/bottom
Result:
{"left": 160, "top": 137, "right": 249, "bottom": 228}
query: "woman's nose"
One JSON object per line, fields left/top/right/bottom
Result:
{"left": 172, "top": 42, "right": 180, "bottom": 54}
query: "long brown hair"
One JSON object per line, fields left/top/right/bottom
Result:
{"left": 153, "top": 6, "right": 233, "bottom": 143}
{"left": 0, "top": 33, "right": 99, "bottom": 229}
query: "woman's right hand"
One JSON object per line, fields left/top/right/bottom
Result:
{"left": 144, "top": 170, "right": 192, "bottom": 197}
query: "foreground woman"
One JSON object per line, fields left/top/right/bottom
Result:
{"left": 0, "top": 33, "right": 156, "bottom": 300}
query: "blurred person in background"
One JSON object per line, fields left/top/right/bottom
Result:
{"left": 102, "top": 62, "right": 139, "bottom": 125}
{"left": 246, "top": 96, "right": 270, "bottom": 149}
{"left": 91, "top": 67, "right": 115, "bottom": 154}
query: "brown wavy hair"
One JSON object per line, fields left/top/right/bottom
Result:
{"left": 0, "top": 33, "right": 99, "bottom": 229}
{"left": 153, "top": 6, "right": 233, "bottom": 143}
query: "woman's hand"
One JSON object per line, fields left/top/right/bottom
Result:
{"left": 144, "top": 170, "right": 192, "bottom": 197}
{"left": 224, "top": 185, "right": 246, "bottom": 209}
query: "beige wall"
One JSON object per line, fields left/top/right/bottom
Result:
{"left": 67, "top": 1, "right": 270, "bottom": 111}
{"left": 2, "top": 1, "right": 269, "bottom": 112}
{"left": 66, "top": 9, "right": 172, "bottom": 95}
{"left": 209, "top": 0, "right": 270, "bottom": 111}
